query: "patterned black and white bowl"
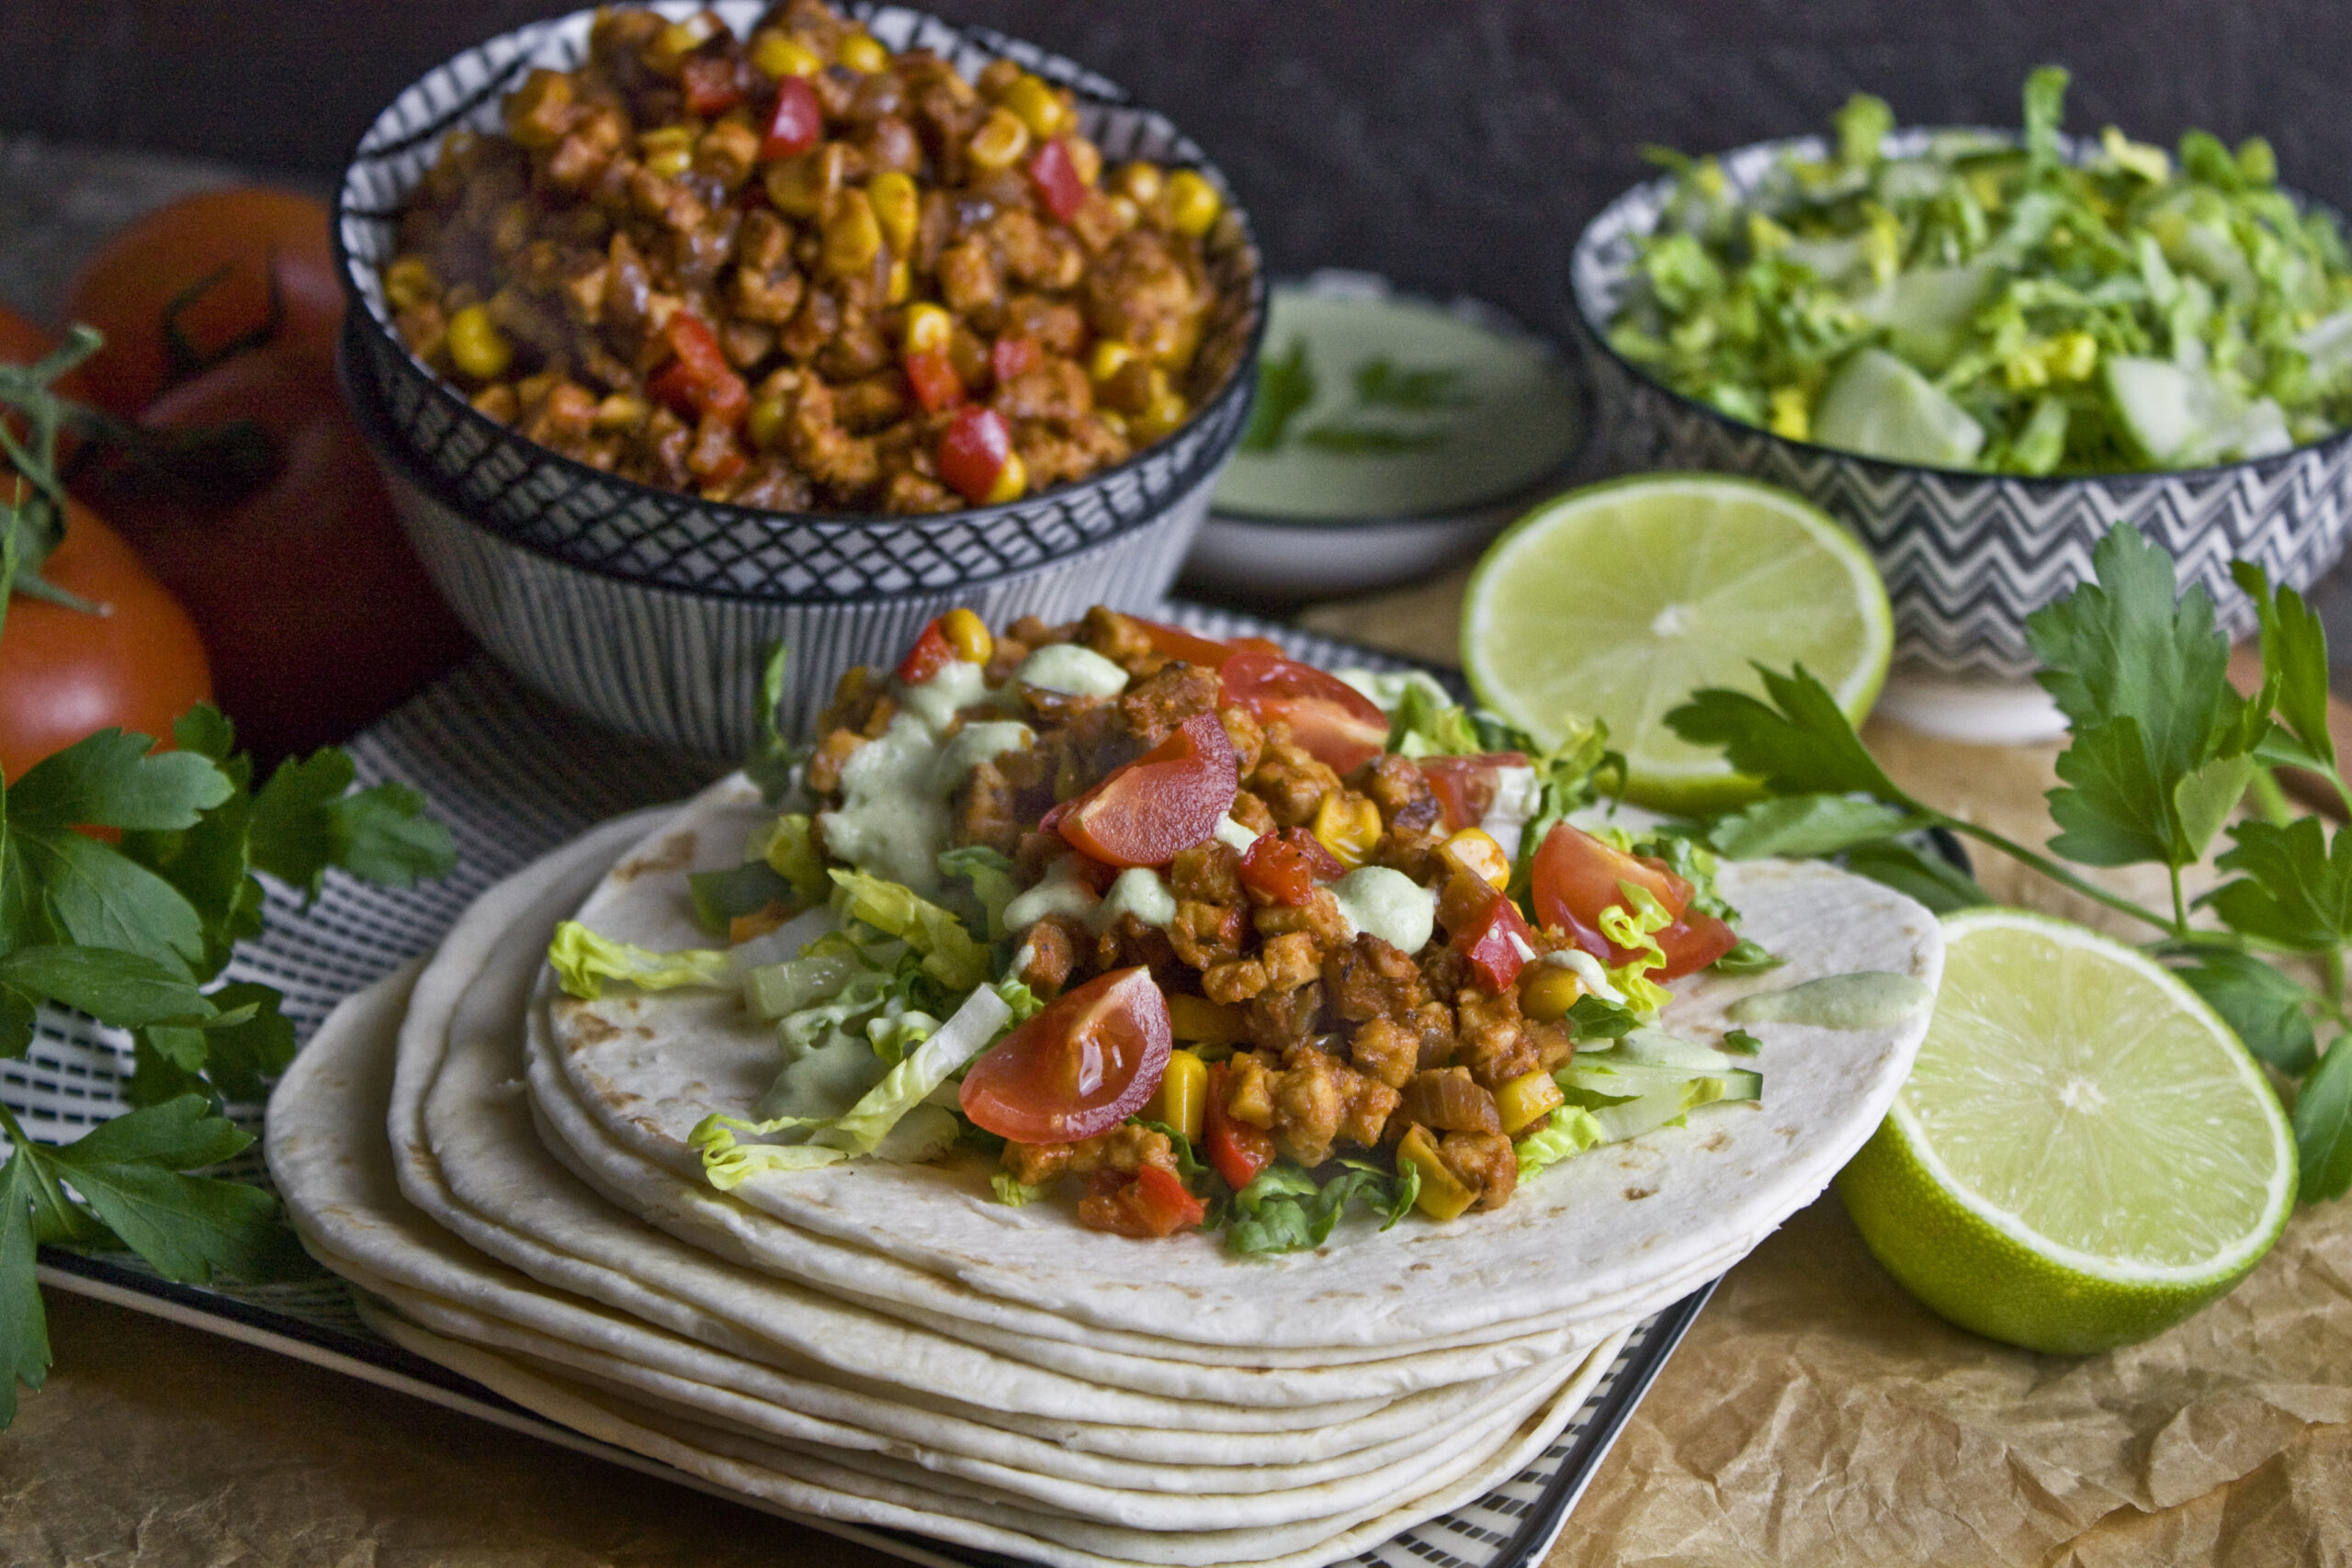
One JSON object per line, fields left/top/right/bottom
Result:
{"left": 333, "top": 0, "right": 1262, "bottom": 755}
{"left": 1570, "top": 131, "right": 2352, "bottom": 683}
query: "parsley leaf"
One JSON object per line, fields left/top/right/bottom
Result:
{"left": 2234, "top": 560, "right": 2334, "bottom": 773}
{"left": 8, "top": 729, "right": 231, "bottom": 834}
{"left": 1239, "top": 338, "right": 1316, "bottom": 454}
{"left": 2295, "top": 1041, "right": 2352, "bottom": 1204}
{"left": 248, "top": 750, "right": 454, "bottom": 899}
{"left": 2207, "top": 818, "right": 2352, "bottom": 953}
{"left": 1838, "top": 838, "right": 1994, "bottom": 914}
{"left": 0, "top": 1145, "right": 50, "bottom": 1426}
{"left": 2167, "top": 946, "right": 2318, "bottom": 1075}
{"left": 1223, "top": 1160, "right": 1416, "bottom": 1255}
{"left": 1706, "top": 794, "right": 1916, "bottom": 859}
{"left": 40, "top": 1096, "right": 293, "bottom": 1283}
{"left": 1665, "top": 664, "right": 1904, "bottom": 800}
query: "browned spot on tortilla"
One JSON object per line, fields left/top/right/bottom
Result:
{"left": 612, "top": 830, "right": 699, "bottom": 882}
{"left": 1623, "top": 1187, "right": 1655, "bottom": 1201}
{"left": 1408, "top": 1262, "right": 1432, "bottom": 1272}
{"left": 564, "top": 1010, "right": 623, "bottom": 1047}
{"left": 1702, "top": 1131, "right": 1731, "bottom": 1152}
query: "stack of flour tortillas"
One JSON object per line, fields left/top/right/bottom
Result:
{"left": 267, "top": 775, "right": 1943, "bottom": 1568}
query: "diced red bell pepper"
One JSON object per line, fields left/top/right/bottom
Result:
{"left": 651, "top": 312, "right": 750, "bottom": 426}
{"left": 762, "top": 74, "right": 823, "bottom": 161}
{"left": 990, "top": 334, "right": 1043, "bottom": 387}
{"left": 904, "top": 347, "right": 965, "bottom": 414}
{"left": 895, "top": 617, "right": 956, "bottom": 684}
{"left": 1057, "top": 712, "right": 1239, "bottom": 868}
{"left": 1238, "top": 827, "right": 1344, "bottom": 907}
{"left": 1203, "top": 1063, "right": 1274, "bottom": 1191}
{"left": 1028, "top": 136, "right": 1088, "bottom": 223}
{"left": 680, "top": 54, "right": 744, "bottom": 117}
{"left": 937, "top": 404, "right": 1016, "bottom": 503}
{"left": 1452, "top": 881, "right": 1536, "bottom": 992}
{"left": 1419, "top": 753, "right": 1530, "bottom": 833}
{"left": 1081, "top": 1162, "right": 1205, "bottom": 1237}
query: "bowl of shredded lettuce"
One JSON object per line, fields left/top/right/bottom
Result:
{"left": 1570, "top": 67, "right": 2352, "bottom": 678}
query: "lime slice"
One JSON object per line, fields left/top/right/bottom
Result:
{"left": 1813, "top": 346, "right": 1986, "bottom": 467}
{"left": 1461, "top": 473, "right": 1892, "bottom": 810}
{"left": 1839, "top": 909, "right": 2298, "bottom": 1354}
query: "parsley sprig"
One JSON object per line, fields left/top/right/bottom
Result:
{"left": 0, "top": 330, "right": 458, "bottom": 1426}
{"left": 1667, "top": 523, "right": 2352, "bottom": 1205}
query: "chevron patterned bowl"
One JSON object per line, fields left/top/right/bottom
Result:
{"left": 1569, "top": 133, "right": 2352, "bottom": 680}
{"left": 332, "top": 0, "right": 1261, "bottom": 753}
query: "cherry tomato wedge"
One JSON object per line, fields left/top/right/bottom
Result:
{"left": 1203, "top": 1063, "right": 1274, "bottom": 1191}
{"left": 1238, "top": 827, "right": 1344, "bottom": 906}
{"left": 1080, "top": 1163, "right": 1205, "bottom": 1237}
{"left": 1451, "top": 881, "right": 1536, "bottom": 992}
{"left": 960, "top": 967, "right": 1172, "bottom": 1144}
{"left": 1530, "top": 822, "right": 1737, "bottom": 982}
{"left": 1419, "top": 753, "right": 1530, "bottom": 833}
{"left": 1057, "top": 711, "right": 1238, "bottom": 868}
{"left": 1131, "top": 618, "right": 1283, "bottom": 671}
{"left": 896, "top": 617, "right": 956, "bottom": 684}
{"left": 990, "top": 335, "right": 1042, "bottom": 387}
{"left": 904, "top": 347, "right": 964, "bottom": 414}
{"left": 938, "top": 404, "right": 1015, "bottom": 504}
{"left": 762, "top": 75, "right": 824, "bottom": 160}
{"left": 1218, "top": 649, "right": 1390, "bottom": 773}
{"left": 1028, "top": 138, "right": 1088, "bottom": 223}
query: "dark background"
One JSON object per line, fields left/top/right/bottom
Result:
{"left": 1, "top": 0, "right": 2343, "bottom": 341}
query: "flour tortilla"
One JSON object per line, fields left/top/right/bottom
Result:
{"left": 548, "top": 774, "right": 1943, "bottom": 1349}
{"left": 356, "top": 1301, "right": 1621, "bottom": 1568}
{"left": 396, "top": 815, "right": 1605, "bottom": 1438}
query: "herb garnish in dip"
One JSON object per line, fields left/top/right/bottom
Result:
{"left": 1606, "top": 68, "right": 2352, "bottom": 473}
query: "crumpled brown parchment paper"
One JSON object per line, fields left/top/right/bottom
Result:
{"left": 1301, "top": 576, "right": 2352, "bottom": 1567}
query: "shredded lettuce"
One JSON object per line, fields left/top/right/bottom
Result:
{"left": 938, "top": 845, "right": 1021, "bottom": 940}
{"left": 745, "top": 941, "right": 872, "bottom": 1021}
{"left": 1598, "top": 884, "right": 1675, "bottom": 1015}
{"left": 1512, "top": 1107, "right": 1606, "bottom": 1179}
{"left": 1223, "top": 1158, "right": 1419, "bottom": 1255}
{"left": 744, "top": 643, "right": 806, "bottom": 805}
{"left": 547, "top": 920, "right": 733, "bottom": 1001}
{"left": 992, "top": 1173, "right": 1051, "bottom": 1206}
{"left": 829, "top": 869, "right": 990, "bottom": 990}
{"left": 752, "top": 813, "right": 830, "bottom": 905}
{"left": 686, "top": 861, "right": 799, "bottom": 934}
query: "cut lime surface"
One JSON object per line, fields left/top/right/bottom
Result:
{"left": 1461, "top": 473, "right": 1892, "bottom": 810}
{"left": 1839, "top": 909, "right": 2298, "bottom": 1355}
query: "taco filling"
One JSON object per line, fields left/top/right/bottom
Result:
{"left": 550, "top": 607, "right": 1772, "bottom": 1252}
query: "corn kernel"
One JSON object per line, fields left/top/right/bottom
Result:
{"left": 1159, "top": 169, "right": 1221, "bottom": 238}
{"left": 983, "top": 448, "right": 1028, "bottom": 504}
{"left": 1064, "top": 134, "right": 1102, "bottom": 188}
{"left": 1519, "top": 961, "right": 1586, "bottom": 1024}
{"left": 1088, "top": 340, "right": 1136, "bottom": 383}
{"left": 504, "top": 68, "right": 575, "bottom": 149}
{"left": 901, "top": 303, "right": 955, "bottom": 355}
{"left": 940, "top": 607, "right": 993, "bottom": 666}
{"left": 1130, "top": 386, "right": 1190, "bottom": 444}
{"left": 1496, "top": 1068, "right": 1566, "bottom": 1136}
{"left": 2048, "top": 330, "right": 2099, "bottom": 381}
{"left": 1768, "top": 386, "right": 1810, "bottom": 441}
{"left": 638, "top": 125, "right": 695, "bottom": 178}
{"left": 884, "top": 255, "right": 910, "bottom": 304}
{"left": 1398, "top": 1125, "right": 1476, "bottom": 1221}
{"left": 822, "top": 188, "right": 883, "bottom": 277}
{"left": 1104, "top": 194, "right": 1141, "bottom": 231}
{"left": 593, "top": 392, "right": 650, "bottom": 433}
{"left": 764, "top": 152, "right": 825, "bottom": 219}
{"left": 446, "top": 303, "right": 514, "bottom": 381}
{"left": 1168, "top": 993, "right": 1249, "bottom": 1046}
{"left": 745, "top": 393, "right": 790, "bottom": 451}
{"left": 1000, "top": 73, "right": 1071, "bottom": 139}
{"left": 385, "top": 254, "right": 440, "bottom": 313}
{"left": 750, "top": 28, "right": 823, "bottom": 79}
{"left": 867, "top": 170, "right": 920, "bottom": 255}
{"left": 1144, "top": 1049, "right": 1206, "bottom": 1142}
{"left": 650, "top": 16, "right": 718, "bottom": 73}
{"left": 1440, "top": 829, "right": 1510, "bottom": 890}
{"left": 1311, "top": 793, "right": 1383, "bottom": 870}
{"left": 836, "top": 31, "right": 889, "bottom": 73}
{"left": 967, "top": 107, "right": 1032, "bottom": 173}
{"left": 1113, "top": 161, "right": 1163, "bottom": 207}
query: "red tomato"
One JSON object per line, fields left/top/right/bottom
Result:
{"left": 896, "top": 617, "right": 956, "bottom": 684}
{"left": 938, "top": 405, "right": 1014, "bottom": 504}
{"left": 990, "top": 335, "right": 1043, "bottom": 388}
{"left": 94, "top": 339, "right": 472, "bottom": 762}
{"left": 1057, "top": 712, "right": 1238, "bottom": 867}
{"left": 1450, "top": 881, "right": 1535, "bottom": 992}
{"left": 960, "top": 967, "right": 1172, "bottom": 1144}
{"left": 1130, "top": 617, "right": 1283, "bottom": 670}
{"left": 904, "top": 348, "right": 964, "bottom": 414}
{"left": 651, "top": 313, "right": 749, "bottom": 425}
{"left": 680, "top": 54, "right": 744, "bottom": 117}
{"left": 64, "top": 187, "right": 342, "bottom": 417}
{"left": 0, "top": 497, "right": 212, "bottom": 783}
{"left": 762, "top": 75, "right": 824, "bottom": 161}
{"left": 1218, "top": 649, "right": 1390, "bottom": 773}
{"left": 1419, "top": 753, "right": 1529, "bottom": 832}
{"left": 1028, "top": 138, "right": 1088, "bottom": 224}
{"left": 1080, "top": 1163, "right": 1206, "bottom": 1237}
{"left": 1203, "top": 1063, "right": 1273, "bottom": 1190}
{"left": 1530, "top": 823, "right": 1736, "bottom": 982}
{"left": 1238, "top": 827, "right": 1343, "bottom": 906}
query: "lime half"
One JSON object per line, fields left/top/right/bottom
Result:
{"left": 1461, "top": 473, "right": 1892, "bottom": 810}
{"left": 1839, "top": 909, "right": 2298, "bottom": 1355}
